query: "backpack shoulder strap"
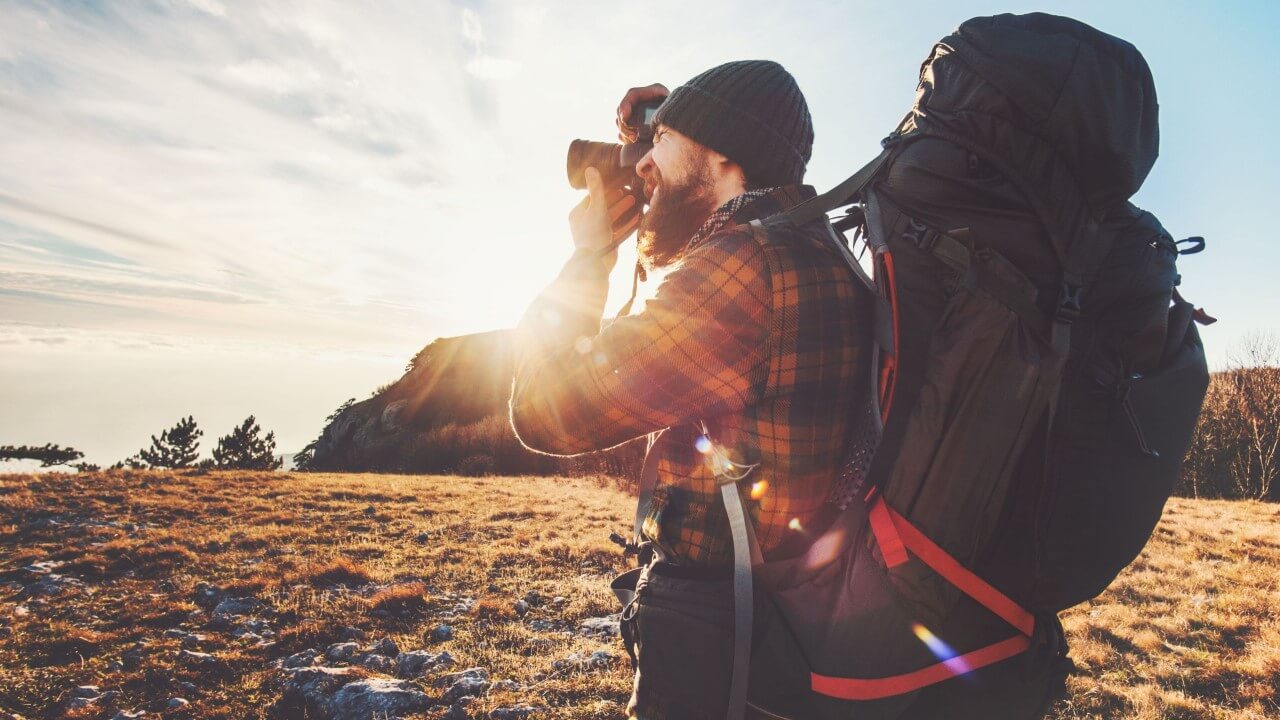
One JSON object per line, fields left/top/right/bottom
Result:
{"left": 785, "top": 141, "right": 899, "bottom": 227}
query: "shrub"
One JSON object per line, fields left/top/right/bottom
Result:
{"left": 1180, "top": 332, "right": 1279, "bottom": 500}
{"left": 457, "top": 454, "right": 496, "bottom": 476}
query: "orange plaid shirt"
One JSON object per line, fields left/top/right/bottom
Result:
{"left": 509, "top": 185, "right": 870, "bottom": 567}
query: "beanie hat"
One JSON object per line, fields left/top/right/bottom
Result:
{"left": 651, "top": 60, "right": 813, "bottom": 187}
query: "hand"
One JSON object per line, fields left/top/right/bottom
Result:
{"left": 569, "top": 166, "right": 641, "bottom": 273}
{"left": 616, "top": 83, "right": 669, "bottom": 144}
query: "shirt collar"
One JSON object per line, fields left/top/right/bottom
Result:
{"left": 686, "top": 184, "right": 818, "bottom": 252}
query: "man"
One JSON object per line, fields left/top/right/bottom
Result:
{"left": 508, "top": 60, "right": 871, "bottom": 717}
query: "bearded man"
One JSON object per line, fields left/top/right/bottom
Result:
{"left": 509, "top": 60, "right": 871, "bottom": 718}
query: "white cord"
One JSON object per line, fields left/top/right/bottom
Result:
{"left": 698, "top": 419, "right": 760, "bottom": 482}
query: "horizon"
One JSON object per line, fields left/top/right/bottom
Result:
{"left": 3, "top": 0, "right": 1278, "bottom": 469}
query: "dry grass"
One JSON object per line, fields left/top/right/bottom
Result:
{"left": 0, "top": 469, "right": 1275, "bottom": 719}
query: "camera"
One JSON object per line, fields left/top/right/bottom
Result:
{"left": 565, "top": 99, "right": 663, "bottom": 195}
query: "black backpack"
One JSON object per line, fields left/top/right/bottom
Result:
{"left": 695, "top": 13, "right": 1215, "bottom": 719}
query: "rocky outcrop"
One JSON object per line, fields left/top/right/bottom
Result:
{"left": 302, "top": 329, "right": 645, "bottom": 477}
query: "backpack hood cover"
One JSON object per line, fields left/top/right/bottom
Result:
{"left": 898, "top": 12, "right": 1159, "bottom": 266}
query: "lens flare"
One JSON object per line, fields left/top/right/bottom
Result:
{"left": 694, "top": 435, "right": 713, "bottom": 454}
{"left": 788, "top": 517, "right": 803, "bottom": 532}
{"left": 574, "top": 336, "right": 592, "bottom": 354}
{"left": 749, "top": 480, "right": 769, "bottom": 500}
{"left": 911, "top": 623, "right": 972, "bottom": 675}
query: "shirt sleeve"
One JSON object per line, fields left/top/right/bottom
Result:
{"left": 509, "top": 231, "right": 771, "bottom": 456}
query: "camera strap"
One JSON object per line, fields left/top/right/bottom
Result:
{"left": 615, "top": 259, "right": 647, "bottom": 318}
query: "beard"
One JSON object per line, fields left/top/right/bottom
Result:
{"left": 637, "top": 156, "right": 717, "bottom": 272}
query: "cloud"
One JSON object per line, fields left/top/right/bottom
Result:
{"left": 459, "top": 7, "right": 521, "bottom": 80}
{"left": 465, "top": 55, "right": 521, "bottom": 80}
{"left": 0, "top": 192, "right": 176, "bottom": 252}
{"left": 185, "top": 0, "right": 226, "bottom": 18}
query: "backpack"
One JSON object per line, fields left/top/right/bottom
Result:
{"left": 654, "top": 13, "right": 1214, "bottom": 719}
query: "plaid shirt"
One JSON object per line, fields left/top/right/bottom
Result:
{"left": 509, "top": 185, "right": 868, "bottom": 567}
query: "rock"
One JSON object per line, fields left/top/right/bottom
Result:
{"left": 177, "top": 681, "right": 198, "bottom": 695}
{"left": 521, "top": 591, "right": 544, "bottom": 607}
{"left": 553, "top": 650, "right": 614, "bottom": 671}
{"left": 19, "top": 574, "right": 83, "bottom": 598}
{"left": 211, "top": 595, "right": 259, "bottom": 619}
{"left": 178, "top": 649, "right": 219, "bottom": 668}
{"left": 381, "top": 400, "right": 407, "bottom": 432}
{"left": 327, "top": 678, "right": 430, "bottom": 718}
{"left": 436, "top": 668, "right": 490, "bottom": 703}
{"left": 443, "top": 702, "right": 471, "bottom": 720}
{"left": 578, "top": 615, "right": 620, "bottom": 638}
{"left": 277, "top": 649, "right": 321, "bottom": 669}
{"left": 489, "top": 704, "right": 540, "bottom": 719}
{"left": 166, "top": 698, "right": 189, "bottom": 709}
{"left": 527, "top": 620, "right": 556, "bottom": 631}
{"left": 280, "top": 666, "right": 361, "bottom": 714}
{"left": 20, "top": 560, "right": 63, "bottom": 576}
{"left": 193, "top": 582, "right": 223, "bottom": 608}
{"left": 109, "top": 711, "right": 146, "bottom": 719}
{"left": 183, "top": 633, "right": 211, "bottom": 647}
{"left": 360, "top": 653, "right": 396, "bottom": 674}
{"left": 372, "top": 637, "right": 399, "bottom": 657}
{"left": 444, "top": 598, "right": 475, "bottom": 617}
{"left": 434, "top": 667, "right": 488, "bottom": 687}
{"left": 339, "top": 626, "right": 367, "bottom": 642}
{"left": 121, "top": 643, "right": 151, "bottom": 670}
{"left": 325, "top": 641, "right": 361, "bottom": 663}
{"left": 551, "top": 596, "right": 567, "bottom": 605}
{"left": 59, "top": 687, "right": 120, "bottom": 712}
{"left": 513, "top": 600, "right": 530, "bottom": 616}
{"left": 416, "top": 532, "right": 432, "bottom": 544}
{"left": 430, "top": 624, "right": 453, "bottom": 642}
{"left": 235, "top": 617, "right": 272, "bottom": 636}
{"left": 492, "top": 679, "right": 521, "bottom": 692}
{"left": 164, "top": 629, "right": 207, "bottom": 647}
{"left": 395, "top": 649, "right": 454, "bottom": 678}
{"left": 441, "top": 676, "right": 489, "bottom": 704}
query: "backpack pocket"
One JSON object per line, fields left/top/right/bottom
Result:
{"left": 877, "top": 243, "right": 1064, "bottom": 622}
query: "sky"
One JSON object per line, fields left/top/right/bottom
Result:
{"left": 2, "top": 0, "right": 1277, "bottom": 470}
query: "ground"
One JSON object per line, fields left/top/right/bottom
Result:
{"left": 0, "top": 470, "right": 1276, "bottom": 719}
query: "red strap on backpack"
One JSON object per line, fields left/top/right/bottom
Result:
{"left": 811, "top": 491, "right": 1036, "bottom": 700}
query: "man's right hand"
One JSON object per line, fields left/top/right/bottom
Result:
{"left": 616, "top": 83, "right": 669, "bottom": 144}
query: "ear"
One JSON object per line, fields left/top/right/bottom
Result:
{"left": 708, "top": 150, "right": 748, "bottom": 192}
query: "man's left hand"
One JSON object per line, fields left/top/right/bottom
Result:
{"left": 569, "top": 166, "right": 640, "bottom": 274}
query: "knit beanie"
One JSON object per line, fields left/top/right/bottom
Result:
{"left": 651, "top": 60, "right": 813, "bottom": 187}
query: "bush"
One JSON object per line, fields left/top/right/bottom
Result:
{"left": 1180, "top": 332, "right": 1279, "bottom": 501}
{"left": 457, "top": 454, "right": 496, "bottom": 476}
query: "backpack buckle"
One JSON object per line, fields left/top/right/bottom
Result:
{"left": 1056, "top": 282, "right": 1083, "bottom": 323}
{"left": 902, "top": 217, "right": 938, "bottom": 252}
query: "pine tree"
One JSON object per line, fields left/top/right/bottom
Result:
{"left": 213, "top": 415, "right": 282, "bottom": 470}
{"left": 293, "top": 397, "right": 356, "bottom": 471}
{"left": 0, "top": 443, "right": 84, "bottom": 467}
{"left": 135, "top": 416, "right": 202, "bottom": 468}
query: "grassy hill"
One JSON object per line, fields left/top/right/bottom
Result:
{"left": 0, "top": 470, "right": 1276, "bottom": 719}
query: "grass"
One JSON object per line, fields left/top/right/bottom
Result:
{"left": 0, "top": 469, "right": 1276, "bottom": 719}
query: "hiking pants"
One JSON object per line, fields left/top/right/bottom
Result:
{"left": 617, "top": 549, "right": 1069, "bottom": 720}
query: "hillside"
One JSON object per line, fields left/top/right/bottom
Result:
{"left": 297, "top": 329, "right": 644, "bottom": 479}
{"left": 0, "top": 470, "right": 1276, "bottom": 719}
